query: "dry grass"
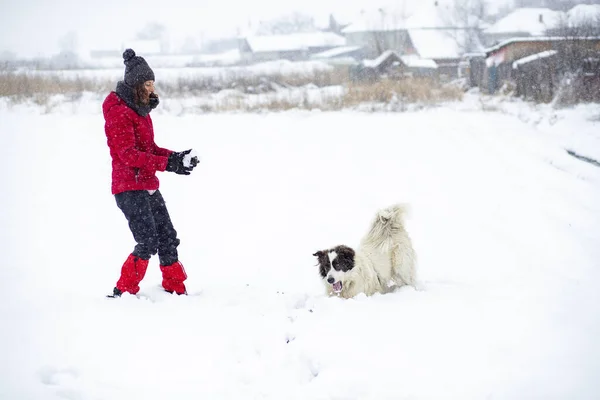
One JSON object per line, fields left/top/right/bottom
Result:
{"left": 0, "top": 71, "right": 113, "bottom": 99}
{"left": 1, "top": 68, "right": 463, "bottom": 112}
{"left": 341, "top": 78, "right": 463, "bottom": 107}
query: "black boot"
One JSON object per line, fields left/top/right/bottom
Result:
{"left": 106, "top": 287, "right": 123, "bottom": 298}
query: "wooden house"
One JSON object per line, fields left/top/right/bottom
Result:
{"left": 341, "top": 3, "right": 483, "bottom": 80}
{"left": 483, "top": 8, "right": 564, "bottom": 47}
{"left": 484, "top": 37, "right": 600, "bottom": 93}
{"left": 350, "top": 50, "right": 438, "bottom": 81}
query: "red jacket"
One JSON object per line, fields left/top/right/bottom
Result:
{"left": 103, "top": 92, "right": 172, "bottom": 194}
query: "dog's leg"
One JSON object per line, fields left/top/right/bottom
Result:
{"left": 392, "top": 245, "right": 417, "bottom": 287}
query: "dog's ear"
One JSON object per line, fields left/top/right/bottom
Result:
{"left": 313, "top": 250, "right": 331, "bottom": 277}
{"left": 313, "top": 250, "right": 329, "bottom": 264}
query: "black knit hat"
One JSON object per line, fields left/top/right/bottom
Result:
{"left": 122, "top": 48, "right": 155, "bottom": 87}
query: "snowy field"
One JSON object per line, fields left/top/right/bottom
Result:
{"left": 1, "top": 95, "right": 600, "bottom": 399}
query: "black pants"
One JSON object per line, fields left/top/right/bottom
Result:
{"left": 115, "top": 190, "right": 180, "bottom": 266}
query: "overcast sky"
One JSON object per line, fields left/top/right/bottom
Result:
{"left": 0, "top": 0, "right": 512, "bottom": 58}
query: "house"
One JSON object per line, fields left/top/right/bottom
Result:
{"left": 341, "top": 9, "right": 416, "bottom": 59}
{"left": 201, "top": 38, "right": 243, "bottom": 54}
{"left": 350, "top": 50, "right": 438, "bottom": 81}
{"left": 239, "top": 32, "right": 346, "bottom": 63}
{"left": 405, "top": 2, "right": 484, "bottom": 79}
{"left": 342, "top": 2, "right": 483, "bottom": 79}
{"left": 483, "top": 36, "right": 600, "bottom": 94}
{"left": 310, "top": 46, "right": 368, "bottom": 65}
{"left": 512, "top": 50, "right": 559, "bottom": 102}
{"left": 545, "top": 5, "right": 600, "bottom": 37}
{"left": 398, "top": 54, "right": 438, "bottom": 78}
{"left": 567, "top": 4, "right": 600, "bottom": 27}
{"left": 512, "top": 49, "right": 600, "bottom": 103}
{"left": 408, "top": 29, "right": 480, "bottom": 80}
{"left": 483, "top": 8, "right": 564, "bottom": 47}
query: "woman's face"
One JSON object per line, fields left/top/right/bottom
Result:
{"left": 137, "top": 80, "right": 156, "bottom": 105}
{"left": 144, "top": 80, "right": 155, "bottom": 94}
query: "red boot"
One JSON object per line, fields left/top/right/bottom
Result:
{"left": 115, "top": 254, "right": 149, "bottom": 295}
{"left": 160, "top": 261, "right": 187, "bottom": 295}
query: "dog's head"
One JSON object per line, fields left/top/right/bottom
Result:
{"left": 313, "top": 245, "right": 356, "bottom": 294}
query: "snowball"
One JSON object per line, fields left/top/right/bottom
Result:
{"left": 183, "top": 149, "right": 200, "bottom": 168}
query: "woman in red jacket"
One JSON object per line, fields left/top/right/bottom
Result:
{"left": 103, "top": 49, "right": 198, "bottom": 297}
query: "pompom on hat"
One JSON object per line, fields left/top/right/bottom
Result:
{"left": 122, "top": 48, "right": 155, "bottom": 87}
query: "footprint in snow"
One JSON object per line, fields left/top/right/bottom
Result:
{"left": 38, "top": 366, "right": 84, "bottom": 400}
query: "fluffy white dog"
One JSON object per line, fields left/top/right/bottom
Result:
{"left": 313, "top": 204, "right": 417, "bottom": 299}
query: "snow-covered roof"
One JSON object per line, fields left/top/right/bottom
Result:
{"left": 244, "top": 33, "right": 345, "bottom": 53}
{"left": 512, "top": 50, "right": 558, "bottom": 69}
{"left": 362, "top": 50, "right": 401, "bottom": 68}
{"left": 405, "top": 1, "right": 483, "bottom": 29}
{"left": 310, "top": 46, "right": 362, "bottom": 59}
{"left": 361, "top": 50, "right": 437, "bottom": 70}
{"left": 485, "top": 36, "right": 600, "bottom": 54}
{"left": 485, "top": 8, "right": 564, "bottom": 36}
{"left": 400, "top": 55, "right": 438, "bottom": 69}
{"left": 567, "top": 4, "right": 600, "bottom": 27}
{"left": 342, "top": 12, "right": 407, "bottom": 33}
{"left": 408, "top": 29, "right": 475, "bottom": 60}
{"left": 342, "top": 2, "right": 484, "bottom": 33}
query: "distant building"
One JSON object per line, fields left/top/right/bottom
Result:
{"left": 201, "top": 38, "right": 243, "bottom": 54}
{"left": 408, "top": 29, "right": 481, "bottom": 80}
{"left": 239, "top": 32, "right": 346, "bottom": 63}
{"left": 310, "top": 46, "right": 368, "bottom": 65}
{"left": 341, "top": 2, "right": 484, "bottom": 79}
{"left": 483, "top": 8, "right": 564, "bottom": 46}
{"left": 483, "top": 36, "right": 600, "bottom": 94}
{"left": 342, "top": 14, "right": 415, "bottom": 59}
{"left": 566, "top": 4, "right": 600, "bottom": 27}
{"left": 350, "top": 50, "right": 438, "bottom": 81}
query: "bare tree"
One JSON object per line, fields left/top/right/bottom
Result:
{"left": 541, "top": 14, "right": 600, "bottom": 105}
{"left": 546, "top": 14, "right": 600, "bottom": 72}
{"left": 439, "top": 0, "right": 488, "bottom": 54}
{"left": 515, "top": 0, "right": 600, "bottom": 10}
{"left": 368, "top": 3, "right": 411, "bottom": 56}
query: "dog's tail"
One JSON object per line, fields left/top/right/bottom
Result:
{"left": 363, "top": 203, "right": 410, "bottom": 252}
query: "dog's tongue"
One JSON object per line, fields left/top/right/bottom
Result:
{"left": 333, "top": 281, "right": 342, "bottom": 293}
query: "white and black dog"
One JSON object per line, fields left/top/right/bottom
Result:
{"left": 313, "top": 204, "right": 417, "bottom": 299}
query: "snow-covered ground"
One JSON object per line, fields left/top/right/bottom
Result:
{"left": 1, "top": 95, "right": 600, "bottom": 399}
